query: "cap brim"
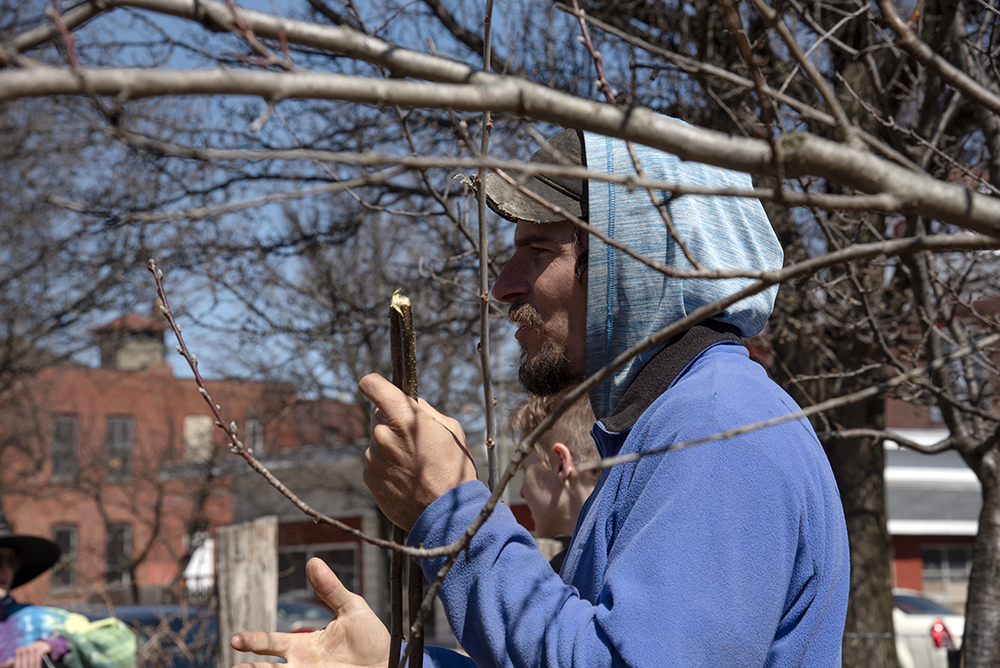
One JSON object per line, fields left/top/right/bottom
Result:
{"left": 484, "top": 172, "right": 582, "bottom": 223}
{"left": 0, "top": 536, "right": 61, "bottom": 590}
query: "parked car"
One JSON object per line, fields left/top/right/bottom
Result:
{"left": 893, "top": 588, "right": 964, "bottom": 668}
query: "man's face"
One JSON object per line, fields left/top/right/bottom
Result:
{"left": 492, "top": 220, "right": 587, "bottom": 396}
{"left": 0, "top": 547, "right": 18, "bottom": 597}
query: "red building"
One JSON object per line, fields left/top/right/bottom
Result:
{"left": 0, "top": 312, "right": 367, "bottom": 610}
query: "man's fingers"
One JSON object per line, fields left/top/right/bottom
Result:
{"left": 306, "top": 556, "right": 365, "bottom": 616}
{"left": 230, "top": 630, "right": 290, "bottom": 657}
{"left": 358, "top": 372, "right": 400, "bottom": 407}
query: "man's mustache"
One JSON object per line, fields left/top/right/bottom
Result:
{"left": 507, "top": 303, "right": 544, "bottom": 334}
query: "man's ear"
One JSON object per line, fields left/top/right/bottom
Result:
{"left": 551, "top": 443, "right": 578, "bottom": 484}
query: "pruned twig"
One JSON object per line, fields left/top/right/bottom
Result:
{"left": 388, "top": 290, "right": 422, "bottom": 668}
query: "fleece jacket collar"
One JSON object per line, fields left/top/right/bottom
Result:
{"left": 598, "top": 320, "right": 741, "bottom": 434}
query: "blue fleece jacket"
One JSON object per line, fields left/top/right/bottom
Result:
{"left": 407, "top": 127, "right": 849, "bottom": 667}
{"left": 410, "top": 344, "right": 849, "bottom": 668}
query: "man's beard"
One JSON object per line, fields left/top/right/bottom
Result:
{"left": 509, "top": 303, "right": 584, "bottom": 396}
{"left": 517, "top": 341, "right": 582, "bottom": 396}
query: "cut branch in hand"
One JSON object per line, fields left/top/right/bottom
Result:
{"left": 388, "top": 289, "right": 423, "bottom": 668}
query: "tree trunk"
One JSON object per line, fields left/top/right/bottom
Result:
{"left": 960, "top": 450, "right": 1000, "bottom": 668}
{"left": 824, "top": 402, "right": 900, "bottom": 668}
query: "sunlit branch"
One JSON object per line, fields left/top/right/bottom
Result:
{"left": 106, "top": 126, "right": 915, "bottom": 213}
{"left": 553, "top": 2, "right": 920, "bottom": 173}
{"left": 817, "top": 429, "right": 957, "bottom": 455}
{"left": 5, "top": 66, "right": 999, "bottom": 235}
{"left": 495, "top": 164, "right": 1000, "bottom": 281}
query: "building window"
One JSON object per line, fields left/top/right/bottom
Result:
{"left": 51, "top": 415, "right": 79, "bottom": 479}
{"left": 921, "top": 544, "right": 973, "bottom": 612}
{"left": 106, "top": 416, "right": 133, "bottom": 479}
{"left": 278, "top": 543, "right": 357, "bottom": 600}
{"left": 245, "top": 418, "right": 264, "bottom": 453}
{"left": 51, "top": 525, "right": 78, "bottom": 588}
{"left": 106, "top": 523, "right": 132, "bottom": 586}
{"left": 184, "top": 415, "right": 214, "bottom": 463}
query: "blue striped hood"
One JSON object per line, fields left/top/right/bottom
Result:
{"left": 584, "top": 128, "right": 783, "bottom": 419}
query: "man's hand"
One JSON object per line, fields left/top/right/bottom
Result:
{"left": 231, "top": 558, "right": 390, "bottom": 668}
{"left": 359, "top": 373, "right": 478, "bottom": 531}
{"left": 1, "top": 639, "right": 52, "bottom": 668}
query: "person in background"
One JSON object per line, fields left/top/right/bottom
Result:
{"left": 0, "top": 510, "right": 71, "bottom": 668}
{"left": 507, "top": 389, "right": 599, "bottom": 572}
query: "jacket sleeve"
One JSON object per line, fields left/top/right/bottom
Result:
{"left": 407, "top": 434, "right": 830, "bottom": 668}
{"left": 408, "top": 482, "right": 615, "bottom": 668}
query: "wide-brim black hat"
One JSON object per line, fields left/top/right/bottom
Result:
{"left": 483, "top": 128, "right": 588, "bottom": 223}
{"left": 0, "top": 511, "right": 61, "bottom": 590}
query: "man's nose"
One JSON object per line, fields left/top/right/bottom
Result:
{"left": 492, "top": 259, "right": 527, "bottom": 303}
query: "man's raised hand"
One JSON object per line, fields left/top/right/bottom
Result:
{"left": 231, "top": 558, "right": 391, "bottom": 668}
{"left": 360, "top": 373, "right": 478, "bottom": 531}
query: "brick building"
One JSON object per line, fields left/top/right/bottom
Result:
{"left": 0, "top": 312, "right": 369, "bottom": 612}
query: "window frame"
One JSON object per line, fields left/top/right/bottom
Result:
{"left": 105, "top": 522, "right": 132, "bottom": 586}
{"left": 184, "top": 414, "right": 215, "bottom": 463}
{"left": 51, "top": 524, "right": 78, "bottom": 589}
{"left": 245, "top": 418, "right": 264, "bottom": 453}
{"left": 920, "top": 543, "right": 973, "bottom": 612}
{"left": 106, "top": 415, "right": 134, "bottom": 479}
{"left": 51, "top": 415, "right": 80, "bottom": 480}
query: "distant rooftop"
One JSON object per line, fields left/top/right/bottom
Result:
{"left": 91, "top": 313, "right": 168, "bottom": 333}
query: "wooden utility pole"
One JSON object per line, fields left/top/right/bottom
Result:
{"left": 216, "top": 515, "right": 278, "bottom": 667}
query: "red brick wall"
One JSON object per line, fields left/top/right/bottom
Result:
{"left": 892, "top": 534, "right": 976, "bottom": 592}
{"left": 0, "top": 360, "right": 314, "bottom": 604}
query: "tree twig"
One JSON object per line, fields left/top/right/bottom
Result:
{"left": 7, "top": 66, "right": 999, "bottom": 234}
{"left": 388, "top": 290, "right": 421, "bottom": 668}
{"left": 477, "top": 0, "right": 499, "bottom": 494}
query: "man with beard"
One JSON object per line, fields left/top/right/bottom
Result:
{"left": 232, "top": 127, "right": 850, "bottom": 667}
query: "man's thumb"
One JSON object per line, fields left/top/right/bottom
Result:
{"left": 306, "top": 556, "right": 364, "bottom": 616}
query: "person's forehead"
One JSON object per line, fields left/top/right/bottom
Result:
{"left": 513, "top": 219, "right": 574, "bottom": 243}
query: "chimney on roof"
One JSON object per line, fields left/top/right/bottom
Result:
{"left": 92, "top": 306, "right": 169, "bottom": 370}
